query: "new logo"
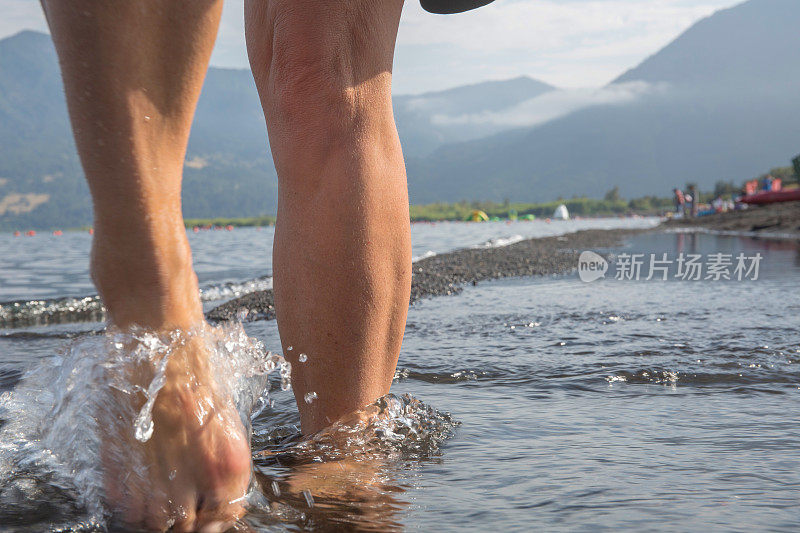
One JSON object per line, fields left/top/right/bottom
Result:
{"left": 578, "top": 251, "right": 608, "bottom": 283}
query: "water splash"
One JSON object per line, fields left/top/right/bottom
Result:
{"left": 257, "top": 394, "right": 459, "bottom": 465}
{"left": 244, "top": 394, "right": 459, "bottom": 530}
{"left": 0, "top": 321, "right": 289, "bottom": 527}
{"left": 0, "top": 324, "right": 458, "bottom": 530}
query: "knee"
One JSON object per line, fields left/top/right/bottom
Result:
{"left": 267, "top": 32, "right": 362, "bottom": 138}
{"left": 246, "top": 2, "right": 397, "bottom": 151}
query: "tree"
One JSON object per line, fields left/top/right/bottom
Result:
{"left": 767, "top": 166, "right": 796, "bottom": 184}
{"left": 713, "top": 180, "right": 737, "bottom": 198}
{"left": 604, "top": 186, "right": 621, "bottom": 202}
{"left": 793, "top": 154, "right": 800, "bottom": 180}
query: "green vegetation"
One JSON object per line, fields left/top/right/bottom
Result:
{"left": 749, "top": 154, "right": 799, "bottom": 188}
{"left": 409, "top": 194, "right": 674, "bottom": 222}
{"left": 763, "top": 165, "right": 798, "bottom": 185}
{"left": 178, "top": 193, "right": 676, "bottom": 228}
{"left": 184, "top": 215, "right": 276, "bottom": 228}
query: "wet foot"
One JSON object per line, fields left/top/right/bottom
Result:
{"left": 102, "top": 334, "right": 252, "bottom": 531}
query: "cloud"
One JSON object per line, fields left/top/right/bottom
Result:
{"left": 393, "top": 0, "right": 741, "bottom": 92}
{"left": 0, "top": 0, "right": 742, "bottom": 93}
{"left": 430, "top": 81, "right": 665, "bottom": 128}
{"left": 0, "top": 1, "right": 47, "bottom": 38}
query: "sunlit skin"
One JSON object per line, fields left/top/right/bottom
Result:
{"left": 42, "top": 0, "right": 410, "bottom": 530}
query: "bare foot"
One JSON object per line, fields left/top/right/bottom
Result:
{"left": 103, "top": 334, "right": 252, "bottom": 531}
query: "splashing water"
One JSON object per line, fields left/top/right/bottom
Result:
{"left": 245, "top": 393, "right": 459, "bottom": 530}
{"left": 256, "top": 393, "right": 459, "bottom": 466}
{"left": 0, "top": 315, "right": 460, "bottom": 531}
{"left": 0, "top": 321, "right": 289, "bottom": 527}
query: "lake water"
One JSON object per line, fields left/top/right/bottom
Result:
{"left": 3, "top": 218, "right": 800, "bottom": 531}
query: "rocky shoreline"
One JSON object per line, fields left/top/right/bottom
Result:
{"left": 206, "top": 228, "right": 639, "bottom": 323}
{"left": 662, "top": 201, "right": 800, "bottom": 237}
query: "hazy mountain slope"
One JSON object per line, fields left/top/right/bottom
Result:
{"left": 0, "top": 31, "right": 280, "bottom": 229}
{"left": 0, "top": 31, "right": 87, "bottom": 229}
{"left": 0, "top": 30, "right": 554, "bottom": 229}
{"left": 409, "top": 0, "right": 800, "bottom": 204}
{"left": 409, "top": 85, "right": 799, "bottom": 202}
{"left": 615, "top": 0, "right": 800, "bottom": 87}
{"left": 4, "top": 0, "right": 800, "bottom": 227}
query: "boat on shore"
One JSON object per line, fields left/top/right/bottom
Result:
{"left": 740, "top": 188, "right": 800, "bottom": 205}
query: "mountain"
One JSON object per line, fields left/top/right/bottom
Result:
{"left": 3, "top": 0, "right": 800, "bottom": 228}
{"left": 0, "top": 30, "right": 554, "bottom": 229}
{"left": 408, "top": 0, "right": 800, "bottom": 203}
{"left": 0, "top": 31, "right": 87, "bottom": 228}
{"left": 615, "top": 0, "right": 800, "bottom": 87}
{"left": 0, "top": 30, "right": 278, "bottom": 230}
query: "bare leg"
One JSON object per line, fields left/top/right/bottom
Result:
{"left": 245, "top": 0, "right": 411, "bottom": 433}
{"left": 43, "top": 2, "right": 249, "bottom": 529}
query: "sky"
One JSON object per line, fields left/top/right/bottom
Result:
{"left": 2, "top": 0, "right": 743, "bottom": 94}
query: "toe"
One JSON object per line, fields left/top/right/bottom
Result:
{"left": 162, "top": 494, "right": 198, "bottom": 532}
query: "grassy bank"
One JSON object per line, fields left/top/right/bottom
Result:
{"left": 184, "top": 215, "right": 276, "bottom": 228}
{"left": 409, "top": 196, "right": 672, "bottom": 222}
{"left": 181, "top": 196, "right": 672, "bottom": 228}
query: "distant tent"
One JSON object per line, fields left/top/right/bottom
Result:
{"left": 466, "top": 210, "right": 489, "bottom": 222}
{"left": 553, "top": 204, "right": 570, "bottom": 220}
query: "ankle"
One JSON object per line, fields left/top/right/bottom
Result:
{"left": 91, "top": 224, "right": 202, "bottom": 329}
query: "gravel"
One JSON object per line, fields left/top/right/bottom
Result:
{"left": 206, "top": 228, "right": 639, "bottom": 323}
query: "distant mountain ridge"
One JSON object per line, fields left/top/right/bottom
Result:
{"left": 0, "top": 30, "right": 555, "bottom": 229}
{"left": 1, "top": 0, "right": 799, "bottom": 228}
{"left": 408, "top": 0, "right": 800, "bottom": 203}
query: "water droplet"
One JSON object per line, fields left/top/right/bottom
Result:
{"left": 298, "top": 353, "right": 308, "bottom": 363}
{"left": 286, "top": 346, "right": 293, "bottom": 351}
{"left": 144, "top": 115, "right": 150, "bottom": 121}
{"left": 304, "top": 391, "right": 318, "bottom": 404}
{"left": 271, "top": 481, "right": 281, "bottom": 497}
{"left": 134, "top": 418, "right": 154, "bottom": 442}
{"left": 169, "top": 469, "right": 177, "bottom": 480}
